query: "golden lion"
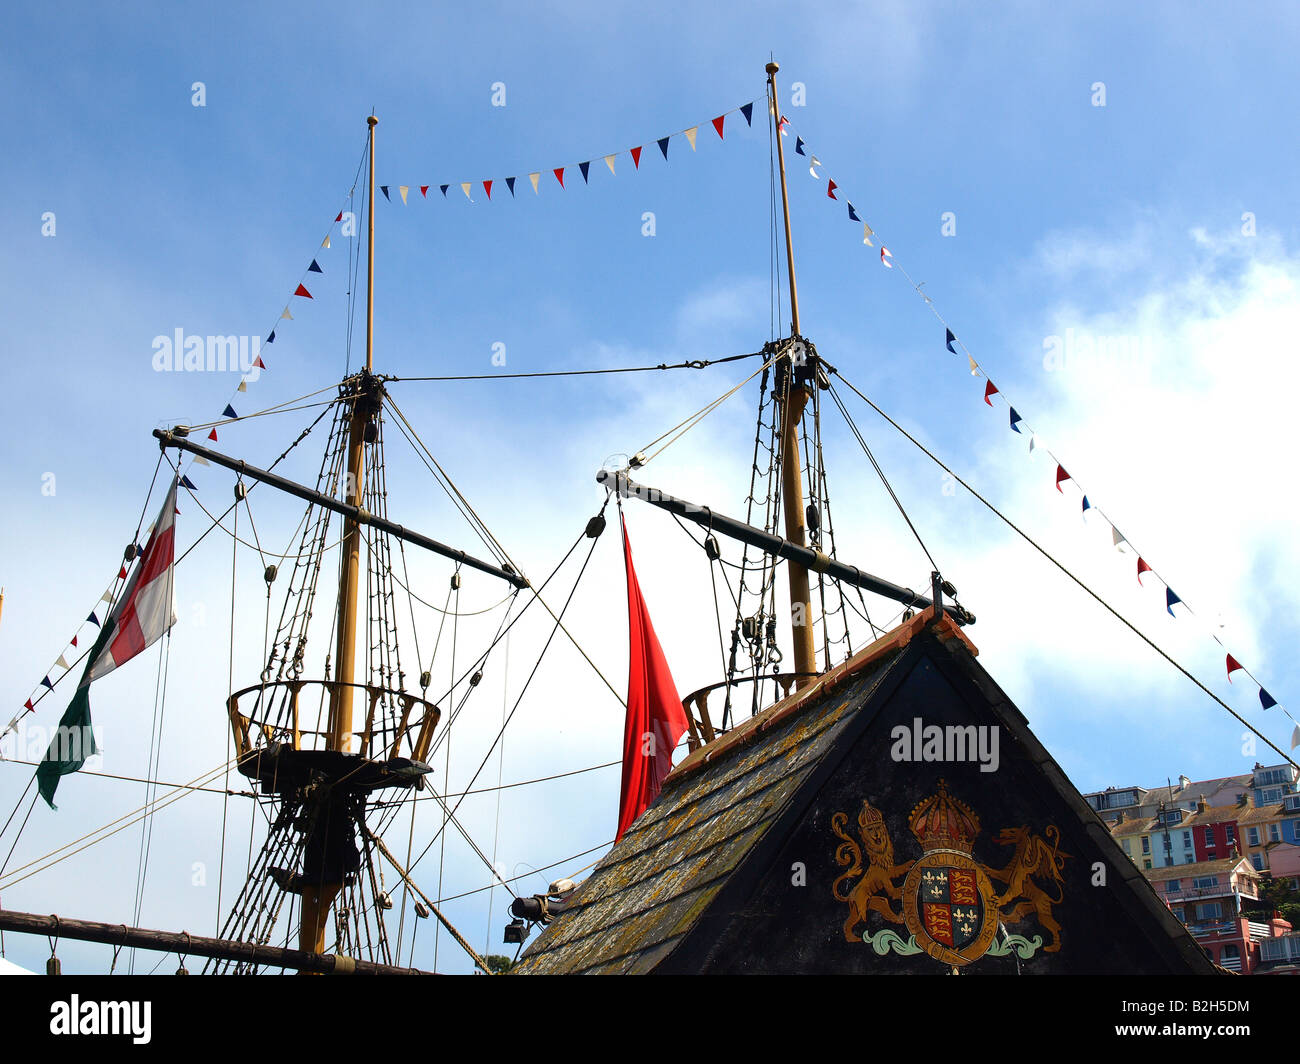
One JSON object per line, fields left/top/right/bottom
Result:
{"left": 832, "top": 800, "right": 913, "bottom": 942}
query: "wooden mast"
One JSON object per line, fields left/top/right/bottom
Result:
{"left": 766, "top": 62, "right": 817, "bottom": 690}
{"left": 303, "top": 114, "right": 378, "bottom": 958}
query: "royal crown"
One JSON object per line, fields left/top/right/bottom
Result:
{"left": 908, "top": 780, "right": 980, "bottom": 853}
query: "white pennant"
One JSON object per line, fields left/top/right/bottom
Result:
{"left": 281, "top": 307, "right": 293, "bottom": 320}
{"left": 529, "top": 172, "right": 540, "bottom": 194}
{"left": 192, "top": 455, "right": 210, "bottom": 466}
{"left": 604, "top": 154, "right": 616, "bottom": 175}
{"left": 968, "top": 356, "right": 979, "bottom": 376}
{"left": 1292, "top": 725, "right": 1299, "bottom": 750}
{"left": 399, "top": 186, "right": 409, "bottom": 204}
{"left": 684, "top": 127, "right": 698, "bottom": 150}
{"left": 809, "top": 155, "right": 821, "bottom": 179}
{"left": 56, "top": 655, "right": 69, "bottom": 670}
{"left": 862, "top": 223, "right": 873, "bottom": 247}
{"left": 461, "top": 182, "right": 472, "bottom": 200}
{"left": 322, "top": 235, "right": 331, "bottom": 249}
{"left": 238, "top": 380, "right": 247, "bottom": 392}
{"left": 1112, "top": 527, "right": 1127, "bottom": 550}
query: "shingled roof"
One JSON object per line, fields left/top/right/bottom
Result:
{"left": 514, "top": 608, "right": 1218, "bottom": 975}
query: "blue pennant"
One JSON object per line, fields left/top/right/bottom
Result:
{"left": 308, "top": 259, "right": 322, "bottom": 273}
{"left": 506, "top": 176, "right": 516, "bottom": 197}
{"left": 741, "top": 102, "right": 753, "bottom": 126}
{"left": 440, "top": 184, "right": 449, "bottom": 197}
{"left": 1260, "top": 687, "right": 1278, "bottom": 710}
{"left": 87, "top": 611, "right": 100, "bottom": 627}
{"left": 222, "top": 404, "right": 237, "bottom": 419}
{"left": 181, "top": 475, "right": 197, "bottom": 491}
{"left": 380, "top": 186, "right": 390, "bottom": 201}
{"left": 1082, "top": 495, "right": 1091, "bottom": 513}
{"left": 658, "top": 136, "right": 670, "bottom": 160}
{"left": 579, "top": 160, "right": 590, "bottom": 183}
{"left": 40, "top": 676, "right": 53, "bottom": 690}
{"left": 1009, "top": 408, "right": 1023, "bottom": 433}
{"left": 266, "top": 330, "right": 275, "bottom": 344}
{"left": 946, "top": 328, "right": 957, "bottom": 353}
{"left": 795, "top": 136, "right": 806, "bottom": 156}
{"left": 847, "top": 202, "right": 860, "bottom": 222}
{"left": 1166, "top": 588, "right": 1182, "bottom": 616}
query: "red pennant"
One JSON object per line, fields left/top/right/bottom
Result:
{"left": 1226, "top": 654, "right": 1244, "bottom": 681}
{"left": 294, "top": 284, "right": 313, "bottom": 299}
{"left": 483, "top": 180, "right": 493, "bottom": 199}
{"left": 334, "top": 212, "right": 342, "bottom": 222}
{"left": 118, "top": 565, "right": 128, "bottom": 579}
{"left": 630, "top": 146, "right": 642, "bottom": 169}
{"left": 1137, "top": 558, "right": 1153, "bottom": 584}
{"left": 71, "top": 635, "right": 78, "bottom": 647}
{"left": 553, "top": 167, "right": 565, "bottom": 188}
{"left": 24, "top": 698, "right": 33, "bottom": 711}
{"left": 827, "top": 179, "right": 838, "bottom": 200}
{"left": 253, "top": 356, "right": 266, "bottom": 370}
{"left": 712, "top": 115, "right": 725, "bottom": 139}
{"left": 420, "top": 185, "right": 429, "bottom": 197}
{"left": 984, "top": 380, "right": 998, "bottom": 405}
{"left": 1055, "top": 465, "right": 1070, "bottom": 493}
{"left": 208, "top": 428, "right": 218, "bottom": 442}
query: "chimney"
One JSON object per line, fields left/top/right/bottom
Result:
{"left": 1178, "top": 774, "right": 1191, "bottom": 789}
{"left": 1197, "top": 795, "right": 1207, "bottom": 814}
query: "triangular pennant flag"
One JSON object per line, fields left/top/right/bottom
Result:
{"left": 40, "top": 676, "right": 53, "bottom": 690}
{"left": 1166, "top": 588, "right": 1182, "bottom": 616}
{"left": 684, "top": 127, "right": 698, "bottom": 150}
{"left": 208, "top": 429, "right": 218, "bottom": 442}
{"left": 1112, "top": 526, "right": 1126, "bottom": 550}
{"left": 56, "top": 655, "right": 69, "bottom": 670}
{"left": 969, "top": 356, "right": 979, "bottom": 376}
{"left": 579, "top": 161, "right": 590, "bottom": 184}
{"left": 984, "top": 380, "right": 999, "bottom": 405}
{"left": 631, "top": 146, "right": 642, "bottom": 169}
{"left": 118, "top": 565, "right": 127, "bottom": 578}
{"left": 1292, "top": 725, "right": 1300, "bottom": 750}
{"left": 506, "top": 176, "right": 516, "bottom": 196}
{"left": 191, "top": 455, "right": 209, "bottom": 467}
{"left": 808, "top": 155, "right": 821, "bottom": 177}
{"left": 398, "top": 186, "right": 409, "bottom": 204}
{"left": 280, "top": 307, "right": 292, "bottom": 320}
{"left": 237, "top": 380, "right": 247, "bottom": 392}
{"left": 862, "top": 223, "right": 873, "bottom": 246}
{"left": 266, "top": 330, "right": 275, "bottom": 344}
{"left": 847, "top": 202, "right": 860, "bottom": 222}
{"left": 604, "top": 154, "right": 616, "bottom": 175}
{"left": 1259, "top": 687, "right": 1277, "bottom": 710}
{"left": 1226, "top": 654, "right": 1244, "bottom": 681}
{"left": 1137, "top": 557, "right": 1153, "bottom": 584}
{"left": 380, "top": 186, "right": 390, "bottom": 201}
{"left": 321, "top": 235, "right": 330, "bottom": 249}
{"left": 461, "top": 182, "right": 472, "bottom": 200}
{"left": 222, "top": 404, "right": 237, "bottom": 419}
{"left": 740, "top": 102, "right": 753, "bottom": 126}
{"left": 657, "top": 137, "right": 670, "bottom": 160}
{"left": 795, "top": 137, "right": 806, "bottom": 157}
{"left": 826, "top": 179, "right": 838, "bottom": 200}
{"left": 553, "top": 167, "right": 565, "bottom": 188}
{"left": 71, "top": 635, "right": 78, "bottom": 648}
{"left": 308, "top": 259, "right": 322, "bottom": 273}
{"left": 1081, "top": 495, "right": 1091, "bottom": 514}
{"left": 712, "top": 115, "right": 725, "bottom": 139}
{"left": 529, "top": 173, "right": 540, "bottom": 194}
{"left": 294, "top": 284, "right": 312, "bottom": 299}
{"left": 440, "top": 184, "right": 449, "bottom": 197}
{"left": 1009, "top": 408, "right": 1023, "bottom": 433}
{"left": 880, "top": 247, "right": 893, "bottom": 267}
{"left": 1055, "top": 465, "right": 1071, "bottom": 493}
{"left": 334, "top": 212, "right": 343, "bottom": 222}
{"left": 778, "top": 115, "right": 789, "bottom": 136}
{"left": 180, "top": 475, "right": 197, "bottom": 491}
{"left": 23, "top": 698, "right": 33, "bottom": 711}
{"left": 946, "top": 328, "right": 958, "bottom": 354}
{"left": 420, "top": 185, "right": 429, "bottom": 197}
{"left": 483, "top": 180, "right": 493, "bottom": 199}
{"left": 100, "top": 591, "right": 112, "bottom": 603}
{"left": 253, "top": 355, "right": 265, "bottom": 370}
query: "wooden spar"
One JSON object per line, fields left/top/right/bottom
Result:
{"left": 0, "top": 908, "right": 431, "bottom": 974}
{"left": 766, "top": 61, "right": 816, "bottom": 689}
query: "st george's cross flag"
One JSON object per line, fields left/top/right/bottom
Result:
{"left": 616, "top": 516, "right": 689, "bottom": 841}
{"left": 38, "top": 478, "right": 179, "bottom": 808}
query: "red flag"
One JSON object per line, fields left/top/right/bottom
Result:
{"left": 984, "top": 380, "right": 998, "bottom": 405}
{"left": 630, "top": 146, "right": 642, "bottom": 169}
{"left": 712, "top": 115, "right": 725, "bottom": 139}
{"left": 420, "top": 185, "right": 429, "bottom": 197}
{"left": 334, "top": 212, "right": 342, "bottom": 222}
{"left": 617, "top": 518, "right": 688, "bottom": 841}
{"left": 1055, "top": 465, "right": 1070, "bottom": 493}
{"left": 207, "top": 428, "right": 218, "bottom": 442}
{"left": 294, "top": 283, "right": 313, "bottom": 299}
{"left": 253, "top": 355, "right": 266, "bottom": 370}
{"left": 827, "top": 179, "right": 838, "bottom": 200}
{"left": 554, "top": 167, "right": 565, "bottom": 188}
{"left": 1227, "top": 654, "right": 1244, "bottom": 681}
{"left": 1137, "top": 557, "right": 1152, "bottom": 584}
{"left": 483, "top": 180, "right": 493, "bottom": 199}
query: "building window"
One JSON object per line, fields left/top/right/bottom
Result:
{"left": 1167, "top": 880, "right": 1181, "bottom": 892}
{"left": 1144, "top": 860, "right": 1152, "bottom": 871}
{"left": 1249, "top": 827, "right": 1261, "bottom": 846}
{"left": 1203, "top": 827, "right": 1215, "bottom": 846}
{"left": 1142, "top": 837, "right": 1150, "bottom": 855}
{"left": 1197, "top": 902, "right": 1221, "bottom": 921}
{"left": 1122, "top": 838, "right": 1131, "bottom": 854}
{"left": 1269, "top": 823, "right": 1281, "bottom": 842}
{"left": 1183, "top": 831, "right": 1192, "bottom": 847}
{"left": 1225, "top": 825, "right": 1235, "bottom": 844}
{"left": 1192, "top": 876, "right": 1218, "bottom": 889}
{"left": 1251, "top": 854, "right": 1265, "bottom": 871}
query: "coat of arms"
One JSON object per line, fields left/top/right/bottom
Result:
{"left": 831, "top": 780, "right": 1067, "bottom": 966}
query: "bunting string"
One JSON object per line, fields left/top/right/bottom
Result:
{"left": 380, "top": 100, "right": 758, "bottom": 205}
{"left": 775, "top": 111, "right": 1295, "bottom": 749}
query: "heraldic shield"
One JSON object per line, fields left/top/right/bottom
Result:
{"left": 832, "top": 779, "right": 1067, "bottom": 968}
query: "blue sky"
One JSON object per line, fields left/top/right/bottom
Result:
{"left": 2, "top": 1, "right": 1299, "bottom": 973}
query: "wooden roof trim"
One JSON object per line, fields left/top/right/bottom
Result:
{"left": 668, "top": 607, "right": 978, "bottom": 783}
